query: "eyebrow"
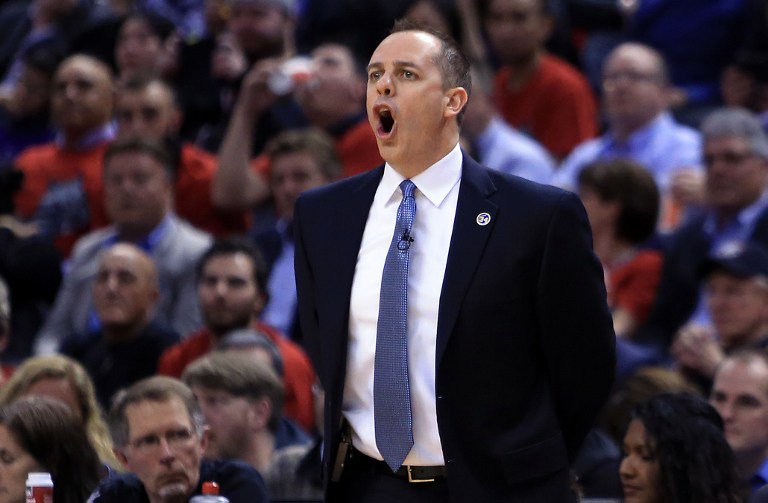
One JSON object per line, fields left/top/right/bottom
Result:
{"left": 366, "top": 60, "right": 422, "bottom": 73}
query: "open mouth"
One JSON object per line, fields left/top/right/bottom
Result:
{"left": 373, "top": 104, "right": 396, "bottom": 138}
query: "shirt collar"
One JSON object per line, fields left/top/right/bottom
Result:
{"left": 604, "top": 111, "right": 672, "bottom": 151}
{"left": 377, "top": 142, "right": 463, "bottom": 209}
{"left": 752, "top": 457, "right": 768, "bottom": 489}
{"left": 703, "top": 190, "right": 768, "bottom": 236}
{"left": 55, "top": 122, "right": 116, "bottom": 150}
{"left": 103, "top": 214, "right": 173, "bottom": 252}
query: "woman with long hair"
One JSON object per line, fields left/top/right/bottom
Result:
{"left": 620, "top": 392, "right": 741, "bottom": 502}
{"left": 0, "top": 396, "right": 102, "bottom": 503}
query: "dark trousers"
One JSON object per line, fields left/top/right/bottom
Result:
{"left": 332, "top": 452, "right": 451, "bottom": 503}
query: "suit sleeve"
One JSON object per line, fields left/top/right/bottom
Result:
{"left": 293, "top": 195, "right": 322, "bottom": 376}
{"left": 536, "top": 191, "right": 615, "bottom": 458}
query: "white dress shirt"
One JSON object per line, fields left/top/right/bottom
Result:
{"left": 343, "top": 142, "right": 462, "bottom": 466}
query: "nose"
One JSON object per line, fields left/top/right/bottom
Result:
{"left": 158, "top": 437, "right": 176, "bottom": 464}
{"left": 375, "top": 73, "right": 393, "bottom": 96}
{"left": 715, "top": 400, "right": 734, "bottom": 421}
{"left": 618, "top": 456, "right": 634, "bottom": 479}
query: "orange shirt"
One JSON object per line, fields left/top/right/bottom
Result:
{"left": 334, "top": 118, "right": 383, "bottom": 178}
{"left": 609, "top": 249, "right": 664, "bottom": 325}
{"left": 493, "top": 54, "right": 598, "bottom": 160}
{"left": 157, "top": 321, "right": 317, "bottom": 432}
{"left": 14, "top": 142, "right": 110, "bottom": 255}
{"left": 175, "top": 144, "right": 248, "bottom": 236}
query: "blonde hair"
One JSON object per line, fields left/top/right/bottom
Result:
{"left": 0, "top": 355, "right": 121, "bottom": 469}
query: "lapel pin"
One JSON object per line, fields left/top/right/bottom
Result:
{"left": 476, "top": 212, "right": 491, "bottom": 226}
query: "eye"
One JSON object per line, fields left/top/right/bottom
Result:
{"left": 368, "top": 71, "right": 382, "bottom": 82}
{"left": 402, "top": 70, "right": 415, "bottom": 79}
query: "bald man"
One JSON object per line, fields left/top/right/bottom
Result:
{"left": 13, "top": 54, "right": 117, "bottom": 254}
{"left": 60, "top": 243, "right": 180, "bottom": 408}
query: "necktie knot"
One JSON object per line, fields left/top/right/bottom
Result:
{"left": 400, "top": 179, "right": 416, "bottom": 199}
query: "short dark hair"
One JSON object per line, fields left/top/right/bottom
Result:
{"left": 265, "top": 128, "right": 341, "bottom": 182}
{"left": 631, "top": 392, "right": 740, "bottom": 503}
{"left": 183, "top": 352, "right": 285, "bottom": 433}
{"left": 118, "top": 75, "right": 180, "bottom": 109}
{"left": 578, "top": 158, "right": 659, "bottom": 245}
{"left": 390, "top": 18, "right": 472, "bottom": 123}
{"left": 109, "top": 376, "right": 204, "bottom": 447}
{"left": 195, "top": 238, "right": 269, "bottom": 298}
{"left": 103, "top": 137, "right": 175, "bottom": 178}
{"left": 0, "top": 396, "right": 102, "bottom": 503}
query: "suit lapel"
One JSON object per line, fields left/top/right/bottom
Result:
{"left": 326, "top": 167, "right": 383, "bottom": 375}
{"left": 436, "top": 155, "right": 498, "bottom": 366}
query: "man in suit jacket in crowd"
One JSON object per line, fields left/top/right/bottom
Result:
{"left": 294, "top": 20, "right": 615, "bottom": 502}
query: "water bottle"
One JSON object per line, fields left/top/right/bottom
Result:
{"left": 267, "top": 56, "right": 314, "bottom": 96}
{"left": 25, "top": 472, "right": 53, "bottom": 503}
{"left": 189, "top": 481, "right": 229, "bottom": 503}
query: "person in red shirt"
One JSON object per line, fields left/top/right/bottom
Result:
{"left": 13, "top": 54, "right": 116, "bottom": 255}
{"left": 115, "top": 77, "right": 248, "bottom": 236}
{"left": 484, "top": 0, "right": 597, "bottom": 159}
{"left": 157, "top": 238, "right": 316, "bottom": 432}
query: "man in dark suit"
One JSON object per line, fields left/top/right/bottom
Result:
{"left": 294, "top": 21, "right": 615, "bottom": 502}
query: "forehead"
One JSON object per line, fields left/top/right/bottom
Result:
{"left": 704, "top": 135, "right": 751, "bottom": 153}
{"left": 314, "top": 44, "right": 354, "bottom": 66}
{"left": 715, "top": 359, "right": 768, "bottom": 395}
{"left": 117, "top": 84, "right": 174, "bottom": 110}
{"left": 369, "top": 31, "right": 441, "bottom": 67}
{"left": 203, "top": 252, "right": 255, "bottom": 277}
{"left": 125, "top": 397, "right": 192, "bottom": 436}
{"left": 121, "top": 17, "right": 155, "bottom": 35}
{"left": 99, "top": 248, "right": 145, "bottom": 274}
{"left": 605, "top": 46, "right": 659, "bottom": 70}
{"left": 55, "top": 58, "right": 110, "bottom": 85}
{"left": 271, "top": 151, "right": 323, "bottom": 176}
{"left": 105, "top": 151, "right": 166, "bottom": 173}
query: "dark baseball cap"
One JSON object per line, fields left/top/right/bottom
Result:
{"left": 700, "top": 242, "right": 768, "bottom": 279}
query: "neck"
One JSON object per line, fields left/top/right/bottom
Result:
{"left": 737, "top": 448, "right": 768, "bottom": 481}
{"left": 391, "top": 131, "right": 460, "bottom": 179}
{"left": 209, "top": 317, "right": 257, "bottom": 340}
{"left": 593, "top": 233, "right": 634, "bottom": 268}
{"left": 611, "top": 112, "right": 661, "bottom": 142}
{"left": 724, "top": 326, "right": 768, "bottom": 352}
{"left": 103, "top": 320, "right": 148, "bottom": 343}
{"left": 243, "top": 431, "right": 275, "bottom": 472}
{"left": 504, "top": 51, "right": 541, "bottom": 91}
{"left": 116, "top": 214, "right": 166, "bottom": 243}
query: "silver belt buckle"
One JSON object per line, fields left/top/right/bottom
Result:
{"left": 407, "top": 465, "right": 435, "bottom": 483}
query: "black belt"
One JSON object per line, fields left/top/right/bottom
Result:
{"left": 348, "top": 447, "right": 447, "bottom": 483}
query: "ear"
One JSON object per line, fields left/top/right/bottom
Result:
{"left": 248, "top": 398, "right": 272, "bottom": 431}
{"left": 199, "top": 425, "right": 210, "bottom": 452}
{"left": 114, "top": 447, "right": 130, "bottom": 470}
{"left": 443, "top": 87, "right": 469, "bottom": 120}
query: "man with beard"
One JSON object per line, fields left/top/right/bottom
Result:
{"left": 91, "top": 376, "right": 269, "bottom": 502}
{"left": 158, "top": 238, "right": 316, "bottom": 432}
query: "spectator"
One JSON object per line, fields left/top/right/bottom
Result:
{"left": 555, "top": 43, "right": 703, "bottom": 230}
{"left": 246, "top": 130, "right": 340, "bottom": 341}
{"left": 12, "top": 54, "right": 116, "bottom": 255}
{"left": 115, "top": 76, "right": 248, "bottom": 236}
{"left": 460, "top": 68, "right": 554, "bottom": 184}
{"left": 214, "top": 43, "right": 375, "bottom": 213}
{"left": 620, "top": 392, "right": 740, "bottom": 503}
{"left": 483, "top": 0, "right": 597, "bottom": 159}
{"left": 673, "top": 244, "right": 768, "bottom": 390}
{"left": 92, "top": 376, "right": 269, "bottom": 502}
{"left": 36, "top": 138, "right": 210, "bottom": 353}
{"left": 0, "top": 354, "right": 120, "bottom": 469}
{"left": 710, "top": 350, "right": 768, "bottom": 496}
{"left": 183, "top": 352, "right": 288, "bottom": 472}
{"left": 114, "top": 12, "right": 174, "bottom": 84}
{"left": 0, "top": 47, "right": 59, "bottom": 167}
{"left": 0, "top": 396, "right": 103, "bottom": 503}
{"left": 158, "top": 238, "right": 316, "bottom": 432}
{"left": 640, "top": 108, "right": 768, "bottom": 347}
{"left": 577, "top": 158, "right": 662, "bottom": 338}
{"left": 59, "top": 243, "right": 180, "bottom": 409}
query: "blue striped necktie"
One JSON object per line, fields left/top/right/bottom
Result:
{"left": 374, "top": 179, "right": 417, "bottom": 472}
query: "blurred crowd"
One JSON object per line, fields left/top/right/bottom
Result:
{"left": 1, "top": 0, "right": 768, "bottom": 501}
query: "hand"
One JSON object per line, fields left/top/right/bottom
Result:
{"left": 671, "top": 324, "right": 724, "bottom": 378}
{"left": 669, "top": 169, "right": 705, "bottom": 207}
{"left": 236, "top": 58, "right": 282, "bottom": 117}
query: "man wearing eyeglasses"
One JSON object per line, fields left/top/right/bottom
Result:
{"left": 641, "top": 108, "right": 768, "bottom": 348}
{"left": 554, "top": 42, "right": 703, "bottom": 230}
{"left": 89, "top": 376, "right": 269, "bottom": 503}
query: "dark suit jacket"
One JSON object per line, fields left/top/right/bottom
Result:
{"left": 639, "top": 207, "right": 768, "bottom": 347}
{"left": 294, "top": 153, "right": 615, "bottom": 501}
